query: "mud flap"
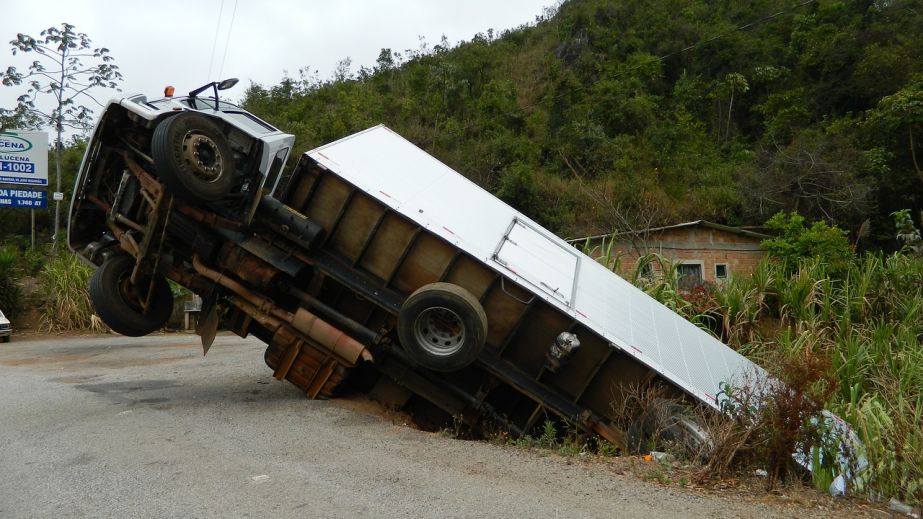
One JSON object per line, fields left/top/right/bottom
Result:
{"left": 196, "top": 292, "right": 219, "bottom": 355}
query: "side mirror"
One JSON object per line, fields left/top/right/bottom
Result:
{"left": 217, "top": 78, "right": 239, "bottom": 91}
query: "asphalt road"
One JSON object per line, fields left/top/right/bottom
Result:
{"left": 0, "top": 333, "right": 867, "bottom": 518}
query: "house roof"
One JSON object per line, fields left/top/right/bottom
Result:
{"left": 567, "top": 220, "right": 771, "bottom": 243}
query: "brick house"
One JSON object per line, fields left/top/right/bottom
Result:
{"left": 573, "top": 221, "right": 769, "bottom": 288}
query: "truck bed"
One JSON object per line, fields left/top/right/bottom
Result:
{"left": 268, "top": 125, "right": 764, "bottom": 442}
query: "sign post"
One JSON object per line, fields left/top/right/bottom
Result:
{"left": 0, "top": 131, "right": 49, "bottom": 249}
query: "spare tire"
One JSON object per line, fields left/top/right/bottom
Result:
{"left": 397, "top": 282, "right": 487, "bottom": 372}
{"left": 152, "top": 112, "right": 234, "bottom": 201}
{"left": 89, "top": 255, "right": 173, "bottom": 337}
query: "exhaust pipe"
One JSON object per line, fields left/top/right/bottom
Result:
{"left": 190, "top": 255, "right": 372, "bottom": 364}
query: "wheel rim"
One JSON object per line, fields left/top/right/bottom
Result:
{"left": 182, "top": 132, "right": 224, "bottom": 182}
{"left": 116, "top": 271, "right": 147, "bottom": 314}
{"left": 413, "top": 306, "right": 465, "bottom": 357}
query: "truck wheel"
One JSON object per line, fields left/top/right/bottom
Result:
{"left": 89, "top": 255, "right": 173, "bottom": 337}
{"left": 630, "top": 399, "right": 712, "bottom": 457}
{"left": 397, "top": 282, "right": 487, "bottom": 372}
{"left": 152, "top": 112, "right": 234, "bottom": 201}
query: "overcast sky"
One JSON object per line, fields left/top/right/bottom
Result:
{"left": 1, "top": 0, "right": 554, "bottom": 133}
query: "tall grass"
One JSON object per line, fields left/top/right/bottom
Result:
{"left": 38, "top": 254, "right": 105, "bottom": 332}
{"left": 624, "top": 253, "right": 923, "bottom": 503}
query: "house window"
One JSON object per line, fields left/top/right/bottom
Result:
{"left": 677, "top": 261, "right": 703, "bottom": 290}
{"left": 715, "top": 263, "right": 729, "bottom": 281}
{"left": 639, "top": 261, "right": 653, "bottom": 279}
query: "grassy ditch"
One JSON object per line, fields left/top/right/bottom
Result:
{"left": 606, "top": 251, "right": 922, "bottom": 504}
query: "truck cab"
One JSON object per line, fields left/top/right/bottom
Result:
{"left": 68, "top": 79, "right": 295, "bottom": 336}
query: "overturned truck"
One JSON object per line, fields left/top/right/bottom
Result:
{"left": 69, "top": 80, "right": 763, "bottom": 448}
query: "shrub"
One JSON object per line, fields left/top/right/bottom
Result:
{"left": 892, "top": 209, "right": 921, "bottom": 252}
{"left": 701, "top": 341, "right": 837, "bottom": 487}
{"left": 761, "top": 211, "right": 853, "bottom": 274}
{"left": 37, "top": 253, "right": 104, "bottom": 332}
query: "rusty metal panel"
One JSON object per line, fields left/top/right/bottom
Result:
{"left": 544, "top": 325, "right": 613, "bottom": 399}
{"left": 501, "top": 304, "right": 572, "bottom": 377}
{"left": 264, "top": 337, "right": 348, "bottom": 400}
{"left": 358, "top": 214, "right": 416, "bottom": 282}
{"left": 330, "top": 195, "right": 387, "bottom": 262}
{"left": 578, "top": 351, "right": 670, "bottom": 418}
{"left": 285, "top": 170, "right": 318, "bottom": 214}
{"left": 304, "top": 174, "right": 353, "bottom": 232}
{"left": 443, "top": 256, "right": 496, "bottom": 300}
{"left": 390, "top": 233, "right": 455, "bottom": 294}
{"left": 481, "top": 281, "right": 530, "bottom": 349}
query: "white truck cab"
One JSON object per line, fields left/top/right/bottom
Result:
{"left": 69, "top": 78, "right": 295, "bottom": 259}
{"left": 67, "top": 78, "right": 295, "bottom": 337}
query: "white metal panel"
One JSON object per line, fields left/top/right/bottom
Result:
{"left": 495, "top": 219, "right": 579, "bottom": 306}
{"left": 306, "top": 125, "right": 766, "bottom": 408}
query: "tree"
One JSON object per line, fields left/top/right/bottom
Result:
{"left": 760, "top": 211, "right": 853, "bottom": 274}
{"left": 892, "top": 209, "right": 921, "bottom": 253}
{"left": 743, "top": 129, "right": 873, "bottom": 227}
{"left": 868, "top": 74, "right": 923, "bottom": 185}
{"left": 1, "top": 23, "right": 122, "bottom": 249}
{"left": 0, "top": 104, "right": 40, "bottom": 132}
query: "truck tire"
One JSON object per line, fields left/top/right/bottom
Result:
{"left": 89, "top": 255, "right": 173, "bottom": 337}
{"left": 629, "top": 398, "right": 712, "bottom": 457}
{"left": 397, "top": 282, "right": 487, "bottom": 372}
{"left": 152, "top": 112, "right": 234, "bottom": 201}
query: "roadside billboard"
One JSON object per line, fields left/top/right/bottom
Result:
{"left": 0, "top": 187, "right": 47, "bottom": 208}
{"left": 0, "top": 131, "right": 49, "bottom": 187}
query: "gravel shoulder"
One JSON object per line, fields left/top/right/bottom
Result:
{"left": 0, "top": 334, "right": 886, "bottom": 518}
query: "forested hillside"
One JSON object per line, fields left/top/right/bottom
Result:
{"left": 242, "top": 0, "right": 922, "bottom": 245}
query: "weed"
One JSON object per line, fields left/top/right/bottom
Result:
{"left": 537, "top": 420, "right": 557, "bottom": 449}
{"left": 38, "top": 253, "right": 105, "bottom": 332}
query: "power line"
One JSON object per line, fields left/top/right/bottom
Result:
{"left": 206, "top": 0, "right": 226, "bottom": 83}
{"left": 217, "top": 0, "right": 239, "bottom": 80}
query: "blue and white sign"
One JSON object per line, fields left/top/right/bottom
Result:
{"left": 0, "top": 187, "right": 47, "bottom": 209}
{"left": 0, "top": 131, "right": 48, "bottom": 187}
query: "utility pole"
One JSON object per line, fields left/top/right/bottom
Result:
{"left": 52, "top": 121, "right": 62, "bottom": 250}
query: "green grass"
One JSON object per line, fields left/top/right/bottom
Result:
{"left": 37, "top": 253, "right": 104, "bottom": 332}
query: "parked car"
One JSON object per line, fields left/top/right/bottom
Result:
{"left": 0, "top": 310, "right": 11, "bottom": 342}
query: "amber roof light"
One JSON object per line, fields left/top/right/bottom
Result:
{"left": 164, "top": 86, "right": 175, "bottom": 97}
